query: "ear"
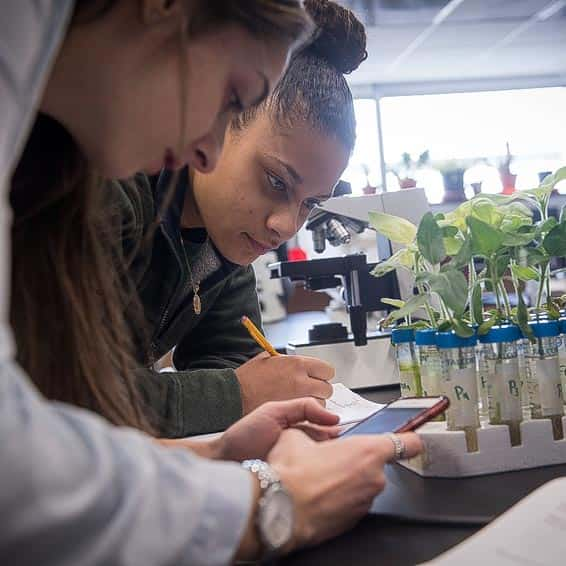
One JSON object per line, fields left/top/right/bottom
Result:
{"left": 140, "top": 0, "right": 182, "bottom": 25}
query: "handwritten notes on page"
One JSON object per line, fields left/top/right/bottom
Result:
{"left": 422, "top": 477, "right": 566, "bottom": 565}
{"left": 327, "top": 383, "right": 384, "bottom": 425}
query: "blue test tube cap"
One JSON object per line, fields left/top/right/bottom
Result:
{"left": 478, "top": 324, "right": 521, "bottom": 344}
{"left": 436, "top": 330, "right": 477, "bottom": 349}
{"left": 414, "top": 328, "right": 437, "bottom": 346}
{"left": 391, "top": 327, "right": 415, "bottom": 344}
{"left": 528, "top": 319, "right": 560, "bottom": 338}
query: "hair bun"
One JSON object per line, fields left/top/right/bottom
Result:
{"left": 302, "top": 0, "right": 367, "bottom": 75}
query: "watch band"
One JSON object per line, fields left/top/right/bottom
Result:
{"left": 242, "top": 459, "right": 281, "bottom": 490}
{"left": 242, "top": 459, "right": 293, "bottom": 559}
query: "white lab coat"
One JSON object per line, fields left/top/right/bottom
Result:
{"left": 0, "top": 2, "right": 252, "bottom": 564}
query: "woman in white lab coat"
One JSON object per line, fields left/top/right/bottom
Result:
{"left": 0, "top": 1, "right": 422, "bottom": 564}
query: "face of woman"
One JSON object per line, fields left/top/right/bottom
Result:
{"left": 134, "top": 26, "right": 290, "bottom": 178}
{"left": 191, "top": 113, "right": 350, "bottom": 265}
{"left": 43, "top": 3, "right": 290, "bottom": 178}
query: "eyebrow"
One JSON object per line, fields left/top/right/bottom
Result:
{"left": 250, "top": 71, "right": 270, "bottom": 108}
{"left": 271, "top": 156, "right": 303, "bottom": 185}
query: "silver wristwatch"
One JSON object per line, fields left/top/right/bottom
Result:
{"left": 242, "top": 459, "right": 294, "bottom": 558}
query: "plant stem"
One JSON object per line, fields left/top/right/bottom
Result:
{"left": 468, "top": 259, "right": 477, "bottom": 325}
{"left": 536, "top": 262, "right": 548, "bottom": 311}
{"left": 414, "top": 254, "right": 437, "bottom": 328}
{"left": 439, "top": 300, "right": 451, "bottom": 322}
{"left": 509, "top": 258, "right": 521, "bottom": 312}
{"left": 499, "top": 281, "right": 512, "bottom": 320}
{"left": 489, "top": 260, "right": 502, "bottom": 315}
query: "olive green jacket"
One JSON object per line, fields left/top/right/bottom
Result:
{"left": 114, "top": 171, "right": 263, "bottom": 437}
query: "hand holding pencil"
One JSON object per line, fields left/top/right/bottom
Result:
{"left": 236, "top": 315, "right": 335, "bottom": 414}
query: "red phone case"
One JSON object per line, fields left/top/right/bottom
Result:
{"left": 394, "top": 396, "right": 450, "bottom": 433}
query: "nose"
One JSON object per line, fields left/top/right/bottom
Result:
{"left": 186, "top": 117, "right": 228, "bottom": 174}
{"left": 266, "top": 207, "right": 301, "bottom": 243}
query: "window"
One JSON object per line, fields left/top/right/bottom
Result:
{"left": 342, "top": 99, "right": 382, "bottom": 195}
{"left": 379, "top": 87, "right": 566, "bottom": 201}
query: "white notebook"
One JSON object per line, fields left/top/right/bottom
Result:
{"left": 421, "top": 477, "right": 566, "bottom": 565}
{"left": 327, "top": 383, "right": 383, "bottom": 425}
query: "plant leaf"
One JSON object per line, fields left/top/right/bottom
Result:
{"left": 543, "top": 222, "right": 566, "bottom": 257}
{"left": 514, "top": 185, "right": 554, "bottom": 206}
{"left": 501, "top": 231, "right": 535, "bottom": 247}
{"left": 371, "top": 247, "right": 414, "bottom": 278}
{"left": 387, "top": 294, "right": 430, "bottom": 322}
{"left": 547, "top": 299, "right": 560, "bottom": 320}
{"left": 442, "top": 225, "right": 458, "bottom": 238}
{"left": 525, "top": 247, "right": 548, "bottom": 267}
{"left": 510, "top": 264, "right": 539, "bottom": 281}
{"left": 450, "top": 235, "right": 472, "bottom": 268}
{"left": 417, "top": 212, "right": 446, "bottom": 265}
{"left": 466, "top": 216, "right": 504, "bottom": 258}
{"left": 427, "top": 269, "right": 469, "bottom": 316}
{"left": 535, "top": 217, "right": 558, "bottom": 239}
{"left": 478, "top": 315, "right": 497, "bottom": 336}
{"left": 470, "top": 199, "right": 502, "bottom": 227}
{"left": 453, "top": 318, "right": 474, "bottom": 338}
{"left": 516, "top": 292, "right": 532, "bottom": 340}
{"left": 444, "top": 236, "right": 463, "bottom": 256}
{"left": 368, "top": 211, "right": 417, "bottom": 245}
{"left": 472, "top": 282, "right": 483, "bottom": 324}
{"left": 496, "top": 254, "right": 511, "bottom": 278}
{"left": 381, "top": 298, "right": 405, "bottom": 308}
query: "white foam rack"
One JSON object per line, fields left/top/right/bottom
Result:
{"left": 399, "top": 416, "right": 566, "bottom": 477}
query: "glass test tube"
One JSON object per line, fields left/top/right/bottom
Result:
{"left": 437, "top": 331, "right": 480, "bottom": 452}
{"left": 525, "top": 320, "right": 564, "bottom": 440}
{"left": 479, "top": 325, "right": 523, "bottom": 446}
{"left": 391, "top": 328, "right": 422, "bottom": 398}
{"left": 415, "top": 329, "right": 444, "bottom": 420}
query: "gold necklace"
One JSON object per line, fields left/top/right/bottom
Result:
{"left": 180, "top": 235, "right": 202, "bottom": 315}
{"left": 187, "top": 262, "right": 201, "bottom": 315}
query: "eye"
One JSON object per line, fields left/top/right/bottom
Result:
{"left": 266, "top": 171, "right": 287, "bottom": 192}
{"left": 226, "top": 88, "right": 244, "bottom": 113}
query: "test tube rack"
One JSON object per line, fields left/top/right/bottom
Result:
{"left": 399, "top": 416, "right": 566, "bottom": 477}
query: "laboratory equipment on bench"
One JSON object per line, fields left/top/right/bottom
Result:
{"left": 269, "top": 188, "right": 430, "bottom": 390}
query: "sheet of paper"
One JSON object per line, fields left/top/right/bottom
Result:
{"left": 421, "top": 477, "right": 566, "bottom": 565}
{"left": 327, "top": 383, "right": 384, "bottom": 425}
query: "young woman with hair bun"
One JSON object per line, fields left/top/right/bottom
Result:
{"left": 115, "top": 0, "right": 372, "bottom": 437}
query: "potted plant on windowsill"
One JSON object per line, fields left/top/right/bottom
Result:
{"left": 389, "top": 150, "right": 430, "bottom": 190}
{"left": 498, "top": 141, "right": 517, "bottom": 195}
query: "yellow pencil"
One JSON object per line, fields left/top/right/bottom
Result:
{"left": 241, "top": 315, "right": 280, "bottom": 357}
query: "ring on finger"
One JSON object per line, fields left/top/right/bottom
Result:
{"left": 385, "top": 433, "right": 406, "bottom": 461}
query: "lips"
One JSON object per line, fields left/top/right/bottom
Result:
{"left": 243, "top": 233, "right": 276, "bottom": 256}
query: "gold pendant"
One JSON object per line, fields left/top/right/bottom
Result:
{"left": 193, "top": 285, "right": 201, "bottom": 315}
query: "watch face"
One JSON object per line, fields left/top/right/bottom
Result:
{"left": 259, "top": 486, "right": 294, "bottom": 551}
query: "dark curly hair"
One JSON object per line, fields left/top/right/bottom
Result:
{"left": 233, "top": 0, "right": 367, "bottom": 153}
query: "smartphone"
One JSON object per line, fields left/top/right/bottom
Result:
{"left": 340, "top": 396, "right": 449, "bottom": 437}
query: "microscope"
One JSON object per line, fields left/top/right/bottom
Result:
{"left": 269, "top": 187, "right": 430, "bottom": 390}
